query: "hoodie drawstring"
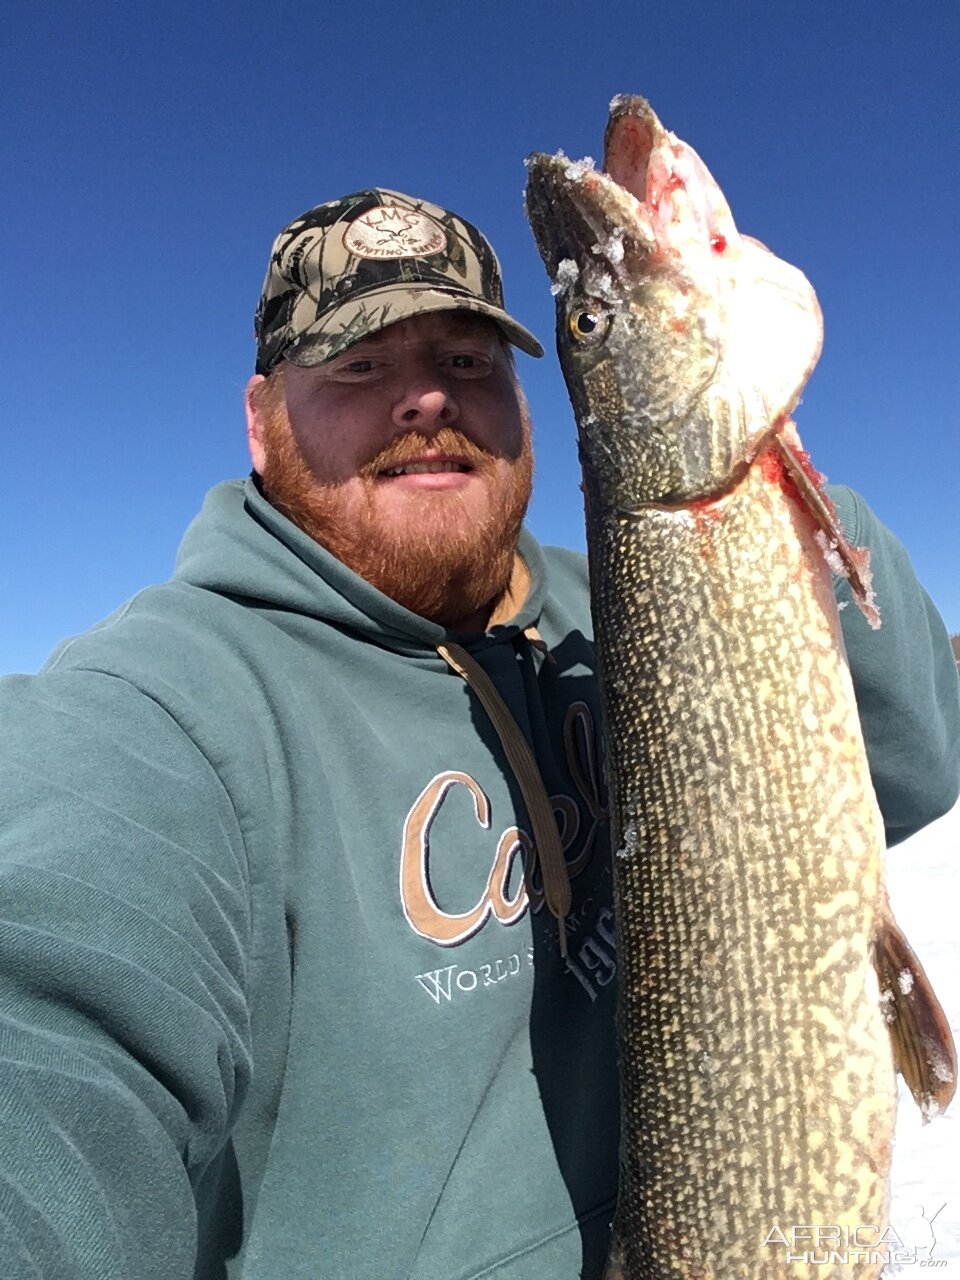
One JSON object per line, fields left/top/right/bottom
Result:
{"left": 436, "top": 631, "right": 572, "bottom": 957}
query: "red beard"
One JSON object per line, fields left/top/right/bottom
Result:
{"left": 258, "top": 407, "right": 534, "bottom": 629}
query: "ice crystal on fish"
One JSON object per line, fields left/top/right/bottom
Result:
{"left": 616, "top": 822, "right": 639, "bottom": 860}
{"left": 921, "top": 1052, "right": 955, "bottom": 1119}
{"left": 814, "top": 529, "right": 848, "bottom": 578}
{"left": 550, "top": 257, "right": 580, "bottom": 296}
{"left": 564, "top": 154, "right": 596, "bottom": 182}
{"left": 931, "top": 1050, "right": 955, "bottom": 1085}
{"left": 592, "top": 228, "right": 626, "bottom": 266}
{"left": 880, "top": 988, "right": 897, "bottom": 1024}
{"left": 582, "top": 265, "right": 617, "bottom": 301}
{"left": 608, "top": 93, "right": 634, "bottom": 115}
{"left": 898, "top": 969, "right": 915, "bottom": 995}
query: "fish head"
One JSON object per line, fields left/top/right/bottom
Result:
{"left": 525, "top": 96, "right": 823, "bottom": 513}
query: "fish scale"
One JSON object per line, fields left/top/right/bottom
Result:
{"left": 596, "top": 459, "right": 893, "bottom": 1277}
{"left": 524, "top": 94, "right": 955, "bottom": 1279}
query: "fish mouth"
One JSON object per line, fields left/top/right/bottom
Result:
{"left": 603, "top": 95, "right": 659, "bottom": 199}
{"left": 526, "top": 95, "right": 735, "bottom": 301}
{"left": 524, "top": 97, "right": 673, "bottom": 297}
{"left": 524, "top": 151, "right": 654, "bottom": 301}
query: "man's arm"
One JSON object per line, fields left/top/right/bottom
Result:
{"left": 831, "top": 484, "right": 960, "bottom": 845}
{"left": 0, "top": 668, "right": 253, "bottom": 1278}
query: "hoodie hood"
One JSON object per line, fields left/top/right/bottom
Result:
{"left": 172, "top": 478, "right": 548, "bottom": 659}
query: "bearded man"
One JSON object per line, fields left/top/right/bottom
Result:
{"left": 247, "top": 311, "right": 534, "bottom": 630}
{"left": 0, "top": 188, "right": 957, "bottom": 1280}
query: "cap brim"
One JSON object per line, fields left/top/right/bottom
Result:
{"left": 284, "top": 283, "right": 544, "bottom": 366}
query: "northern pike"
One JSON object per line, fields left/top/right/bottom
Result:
{"left": 525, "top": 97, "right": 956, "bottom": 1279}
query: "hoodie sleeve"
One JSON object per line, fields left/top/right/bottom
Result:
{"left": 830, "top": 484, "right": 960, "bottom": 846}
{"left": 0, "top": 668, "right": 252, "bottom": 1279}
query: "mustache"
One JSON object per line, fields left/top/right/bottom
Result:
{"left": 358, "top": 428, "right": 496, "bottom": 479}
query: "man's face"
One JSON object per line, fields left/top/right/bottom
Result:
{"left": 246, "top": 313, "right": 534, "bottom": 628}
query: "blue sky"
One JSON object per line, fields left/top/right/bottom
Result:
{"left": 3, "top": 0, "right": 958, "bottom": 674}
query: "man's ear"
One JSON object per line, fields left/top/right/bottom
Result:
{"left": 245, "top": 374, "right": 269, "bottom": 474}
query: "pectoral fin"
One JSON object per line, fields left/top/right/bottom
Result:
{"left": 603, "top": 1233, "right": 628, "bottom": 1280}
{"left": 773, "top": 432, "right": 880, "bottom": 629}
{"left": 873, "top": 915, "right": 957, "bottom": 1119}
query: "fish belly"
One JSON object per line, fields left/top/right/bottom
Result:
{"left": 597, "top": 457, "right": 896, "bottom": 1279}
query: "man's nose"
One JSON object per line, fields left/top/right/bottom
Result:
{"left": 391, "top": 378, "right": 459, "bottom": 430}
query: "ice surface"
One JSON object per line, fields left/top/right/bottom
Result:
{"left": 883, "top": 799, "right": 960, "bottom": 1270}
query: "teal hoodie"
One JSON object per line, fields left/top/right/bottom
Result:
{"left": 0, "top": 478, "right": 957, "bottom": 1280}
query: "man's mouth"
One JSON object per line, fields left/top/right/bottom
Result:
{"left": 378, "top": 458, "right": 475, "bottom": 478}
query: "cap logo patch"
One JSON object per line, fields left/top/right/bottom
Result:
{"left": 343, "top": 206, "right": 448, "bottom": 260}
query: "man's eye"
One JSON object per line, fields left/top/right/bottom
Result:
{"left": 445, "top": 354, "right": 489, "bottom": 371}
{"left": 330, "top": 357, "right": 379, "bottom": 378}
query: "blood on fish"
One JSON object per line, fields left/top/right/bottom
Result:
{"left": 759, "top": 441, "right": 825, "bottom": 504}
{"left": 758, "top": 446, "right": 789, "bottom": 492}
{"left": 689, "top": 495, "right": 725, "bottom": 560}
{"left": 711, "top": 233, "right": 727, "bottom": 254}
{"left": 759, "top": 446, "right": 810, "bottom": 519}
{"left": 650, "top": 168, "right": 685, "bottom": 213}
{"left": 688, "top": 496, "right": 724, "bottom": 521}
{"left": 758, "top": 441, "right": 835, "bottom": 544}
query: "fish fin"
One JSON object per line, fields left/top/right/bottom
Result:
{"left": 602, "top": 1232, "right": 628, "bottom": 1280}
{"left": 772, "top": 433, "right": 881, "bottom": 628}
{"left": 873, "top": 915, "right": 957, "bottom": 1120}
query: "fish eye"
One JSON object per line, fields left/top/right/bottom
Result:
{"left": 567, "top": 305, "right": 610, "bottom": 345}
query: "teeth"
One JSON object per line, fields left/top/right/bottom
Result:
{"left": 382, "top": 461, "right": 468, "bottom": 476}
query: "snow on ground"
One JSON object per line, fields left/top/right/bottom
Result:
{"left": 885, "top": 798, "right": 960, "bottom": 1271}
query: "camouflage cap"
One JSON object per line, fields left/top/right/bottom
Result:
{"left": 252, "top": 186, "right": 545, "bottom": 373}
{"left": 254, "top": 188, "right": 544, "bottom": 374}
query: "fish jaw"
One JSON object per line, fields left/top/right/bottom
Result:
{"left": 604, "top": 95, "right": 739, "bottom": 280}
{"left": 524, "top": 98, "right": 823, "bottom": 513}
{"left": 525, "top": 150, "right": 724, "bottom": 512}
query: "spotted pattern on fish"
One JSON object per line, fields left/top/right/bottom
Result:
{"left": 597, "top": 455, "right": 894, "bottom": 1278}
